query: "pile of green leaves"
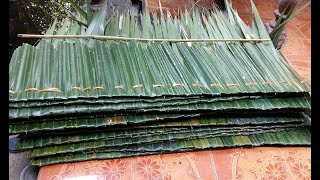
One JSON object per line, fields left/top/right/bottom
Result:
{"left": 9, "top": 0, "right": 311, "bottom": 166}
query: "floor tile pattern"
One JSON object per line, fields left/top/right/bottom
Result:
{"left": 38, "top": 147, "right": 311, "bottom": 180}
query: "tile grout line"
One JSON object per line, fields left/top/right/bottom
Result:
{"left": 280, "top": 149, "right": 295, "bottom": 179}
{"left": 130, "top": 158, "right": 135, "bottom": 180}
{"left": 209, "top": 151, "right": 219, "bottom": 180}
{"left": 290, "top": 66, "right": 310, "bottom": 70}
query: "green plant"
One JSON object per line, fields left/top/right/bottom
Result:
{"left": 55, "top": 0, "right": 101, "bottom": 27}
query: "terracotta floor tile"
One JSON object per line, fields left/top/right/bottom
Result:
{"left": 301, "top": 39, "right": 311, "bottom": 52}
{"left": 289, "top": 61, "right": 311, "bottom": 70}
{"left": 37, "top": 148, "right": 311, "bottom": 180}
{"left": 131, "top": 151, "right": 218, "bottom": 180}
{"left": 232, "top": 1, "right": 249, "bottom": 6}
{"left": 255, "top": 9, "right": 275, "bottom": 18}
{"left": 233, "top": 4, "right": 251, "bottom": 16}
{"left": 297, "top": 0, "right": 311, "bottom": 10}
{"left": 282, "top": 33, "right": 310, "bottom": 56}
{"left": 285, "top": 55, "right": 311, "bottom": 63}
{"left": 270, "top": 0, "right": 279, "bottom": 9}
{"left": 238, "top": 15, "right": 252, "bottom": 25}
{"left": 132, "top": 156, "right": 165, "bottom": 180}
{"left": 298, "top": 21, "right": 311, "bottom": 39}
{"left": 306, "top": 38, "right": 310, "bottom": 44}
{"left": 305, "top": 5, "right": 311, "bottom": 14}
{"left": 261, "top": 17, "right": 274, "bottom": 24}
{"left": 210, "top": 148, "right": 236, "bottom": 180}
{"left": 292, "top": 18, "right": 309, "bottom": 30}
{"left": 234, "top": 0, "right": 251, "bottom": 7}
{"left": 286, "top": 22, "right": 307, "bottom": 39}
{"left": 244, "top": 147, "right": 311, "bottom": 179}
{"left": 293, "top": 9, "right": 311, "bottom": 22}
{"left": 239, "top": 147, "right": 285, "bottom": 179}
{"left": 291, "top": 65, "right": 311, "bottom": 72}
{"left": 190, "top": 151, "right": 217, "bottom": 180}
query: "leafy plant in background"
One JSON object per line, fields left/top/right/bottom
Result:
{"left": 9, "top": 0, "right": 84, "bottom": 60}
{"left": 61, "top": 0, "right": 94, "bottom": 26}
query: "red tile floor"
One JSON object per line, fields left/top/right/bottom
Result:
{"left": 38, "top": 147, "right": 311, "bottom": 180}
{"left": 37, "top": 1, "right": 311, "bottom": 179}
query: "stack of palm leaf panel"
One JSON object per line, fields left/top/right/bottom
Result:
{"left": 9, "top": 0, "right": 311, "bottom": 166}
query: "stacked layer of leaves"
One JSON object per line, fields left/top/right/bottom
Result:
{"left": 14, "top": 112, "right": 310, "bottom": 149}
{"left": 8, "top": 110, "right": 309, "bottom": 134}
{"left": 13, "top": 112, "right": 310, "bottom": 166}
{"left": 9, "top": 0, "right": 311, "bottom": 166}
{"left": 30, "top": 127, "right": 310, "bottom": 166}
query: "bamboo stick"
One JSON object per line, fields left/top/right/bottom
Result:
{"left": 17, "top": 34, "right": 270, "bottom": 42}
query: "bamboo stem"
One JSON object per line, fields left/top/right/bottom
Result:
{"left": 17, "top": 34, "right": 270, "bottom": 42}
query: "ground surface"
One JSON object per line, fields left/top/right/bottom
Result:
{"left": 9, "top": 136, "right": 29, "bottom": 180}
